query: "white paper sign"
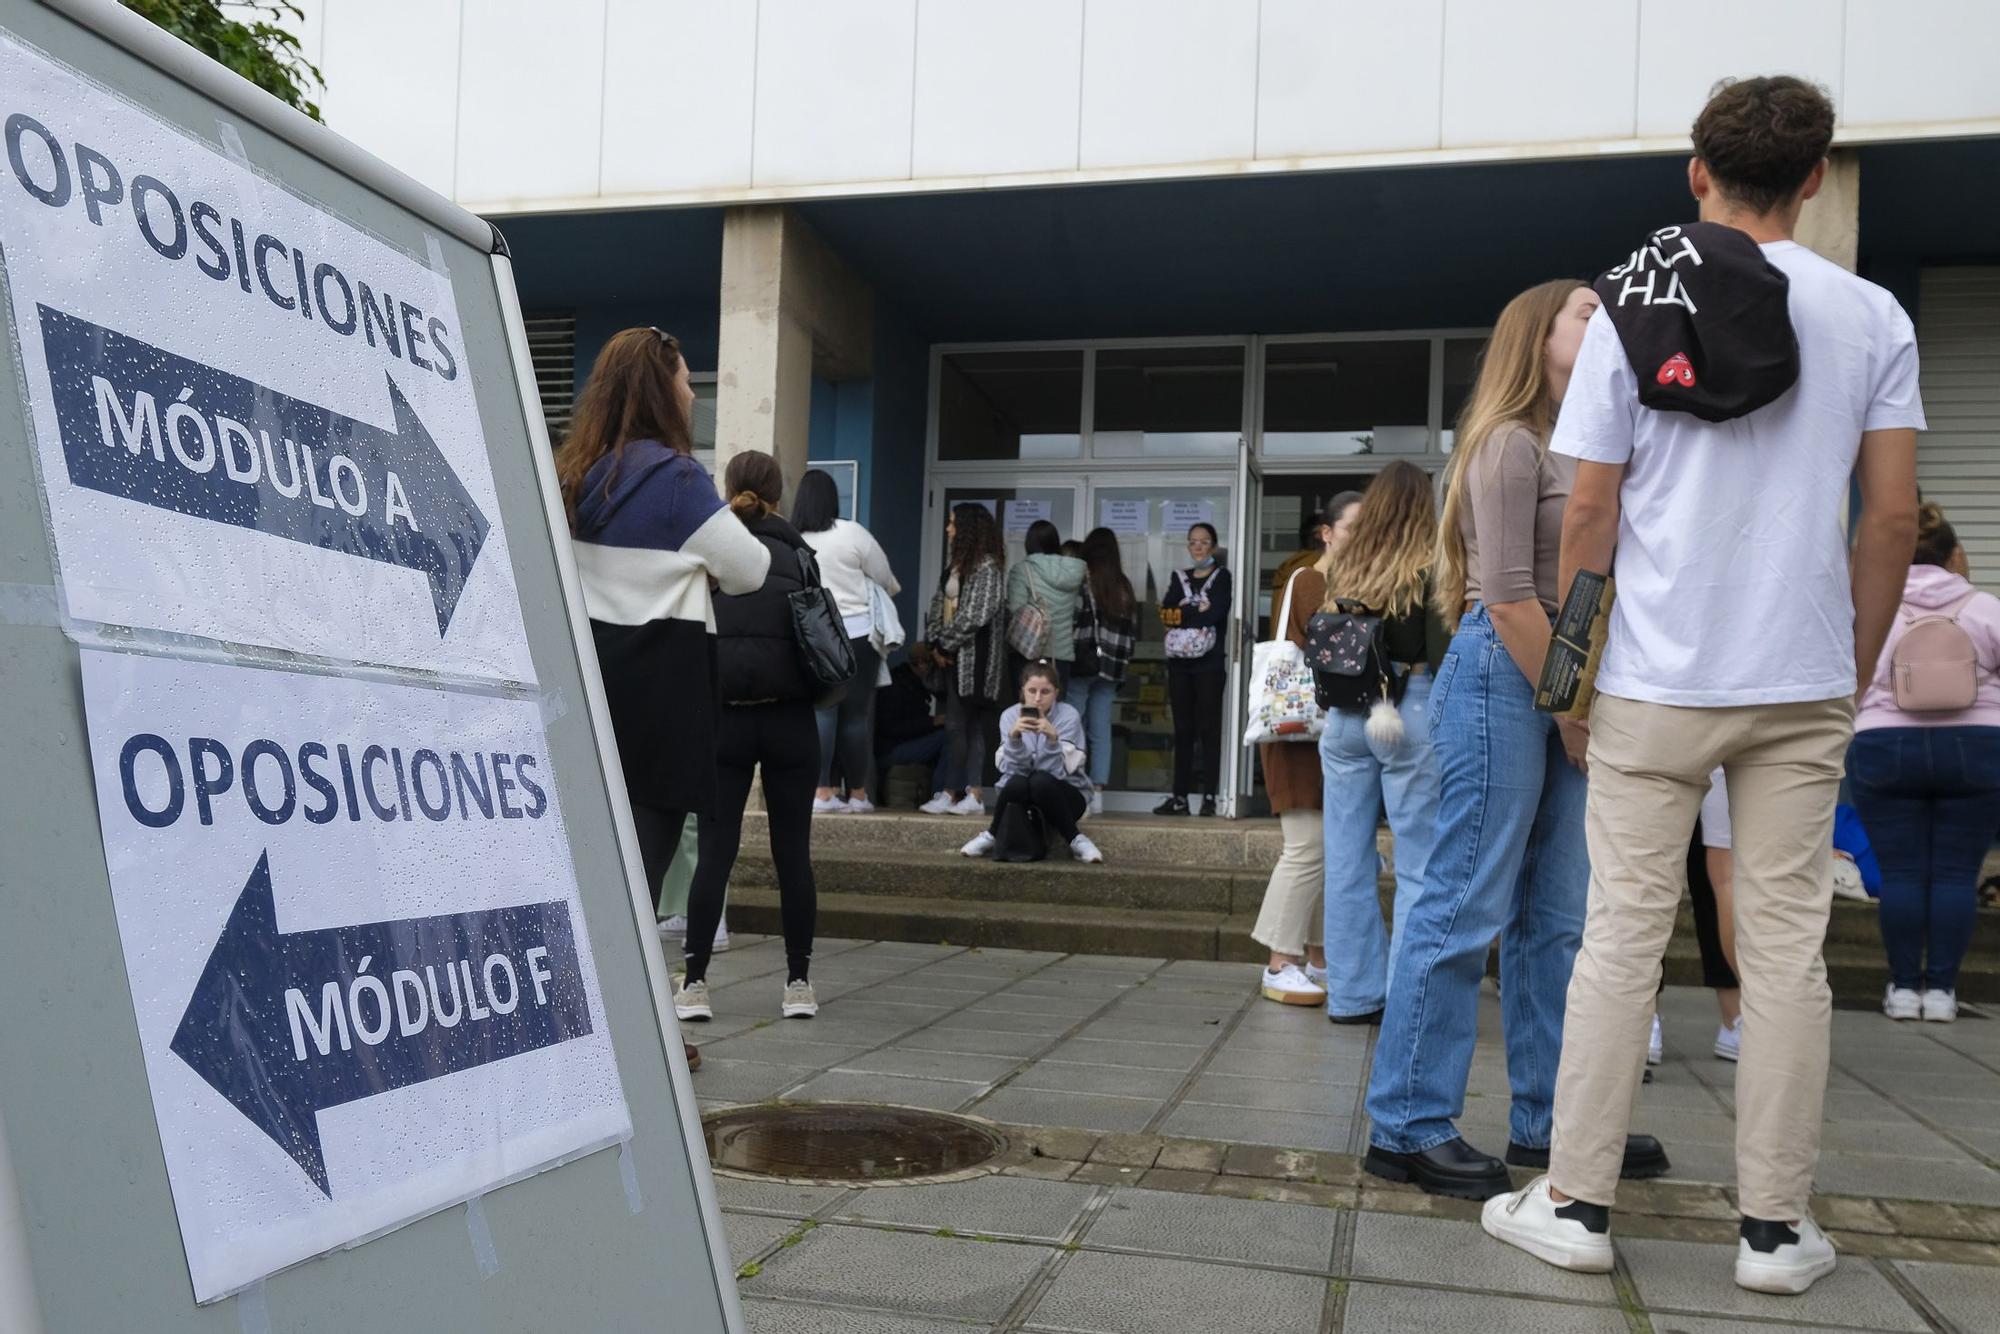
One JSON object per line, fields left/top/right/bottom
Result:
{"left": 79, "top": 650, "right": 629, "bottom": 1302}
{"left": 1163, "top": 499, "right": 1214, "bottom": 532}
{"left": 1098, "top": 498, "right": 1147, "bottom": 535}
{"left": 1003, "top": 498, "right": 1052, "bottom": 534}
{"left": 0, "top": 35, "right": 534, "bottom": 683}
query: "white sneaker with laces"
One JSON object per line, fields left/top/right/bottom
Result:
{"left": 1481, "top": 1177, "right": 1614, "bottom": 1273}
{"left": 948, "top": 791, "right": 986, "bottom": 816}
{"left": 845, "top": 797, "right": 876, "bottom": 815}
{"left": 1260, "top": 964, "right": 1325, "bottom": 1006}
{"left": 1714, "top": 1016, "right": 1742, "bottom": 1062}
{"left": 673, "top": 978, "right": 712, "bottom": 1022}
{"left": 659, "top": 915, "right": 688, "bottom": 938}
{"left": 1736, "top": 1217, "right": 1837, "bottom": 1294}
{"left": 919, "top": 792, "right": 955, "bottom": 815}
{"left": 1884, "top": 984, "right": 1923, "bottom": 1020}
{"left": 1088, "top": 789, "right": 1104, "bottom": 816}
{"left": 1305, "top": 961, "right": 1329, "bottom": 990}
{"left": 1069, "top": 834, "right": 1104, "bottom": 864}
{"left": 1647, "top": 1014, "right": 1664, "bottom": 1065}
{"left": 1921, "top": 988, "right": 1958, "bottom": 1022}
{"left": 961, "top": 830, "right": 996, "bottom": 857}
{"left": 812, "top": 795, "right": 848, "bottom": 815}
{"left": 782, "top": 980, "right": 819, "bottom": 1019}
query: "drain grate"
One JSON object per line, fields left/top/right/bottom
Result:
{"left": 703, "top": 1104, "right": 1007, "bottom": 1182}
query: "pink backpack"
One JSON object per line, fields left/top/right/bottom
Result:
{"left": 1888, "top": 591, "right": 1983, "bottom": 712}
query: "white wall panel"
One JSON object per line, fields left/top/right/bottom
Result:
{"left": 455, "top": 0, "right": 606, "bottom": 204}
{"left": 1441, "top": 0, "right": 1639, "bottom": 148}
{"left": 1256, "top": 0, "right": 1443, "bottom": 158}
{"left": 1635, "top": 1, "right": 1842, "bottom": 138}
{"left": 911, "top": 1, "right": 1083, "bottom": 178}
{"left": 1845, "top": 0, "right": 2000, "bottom": 128}
{"left": 1079, "top": 0, "right": 1257, "bottom": 170}
{"left": 753, "top": 0, "right": 918, "bottom": 187}
{"left": 601, "top": 0, "right": 757, "bottom": 195}
{"left": 317, "top": 0, "right": 461, "bottom": 196}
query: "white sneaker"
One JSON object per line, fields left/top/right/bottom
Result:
{"left": 782, "top": 980, "right": 818, "bottom": 1019}
{"left": 1069, "top": 834, "right": 1104, "bottom": 864}
{"left": 919, "top": 792, "right": 955, "bottom": 815}
{"left": 659, "top": 915, "right": 688, "bottom": 938}
{"left": 948, "top": 791, "right": 986, "bottom": 816}
{"left": 1736, "top": 1217, "right": 1837, "bottom": 1295}
{"left": 1481, "top": 1177, "right": 1614, "bottom": 1273}
{"left": 1647, "top": 1014, "right": 1664, "bottom": 1066}
{"left": 812, "top": 795, "right": 848, "bottom": 814}
{"left": 845, "top": 797, "right": 876, "bottom": 815}
{"left": 673, "top": 978, "right": 712, "bottom": 1022}
{"left": 1304, "top": 962, "right": 1329, "bottom": 990}
{"left": 1714, "top": 1017, "right": 1742, "bottom": 1062}
{"left": 712, "top": 916, "right": 730, "bottom": 953}
{"left": 1921, "top": 988, "right": 1958, "bottom": 1023}
{"left": 1884, "top": 984, "right": 1923, "bottom": 1020}
{"left": 961, "top": 831, "right": 996, "bottom": 857}
{"left": 1260, "top": 963, "right": 1325, "bottom": 1006}
{"left": 1088, "top": 789, "right": 1104, "bottom": 817}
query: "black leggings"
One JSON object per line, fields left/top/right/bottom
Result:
{"left": 685, "top": 700, "right": 820, "bottom": 984}
{"left": 634, "top": 802, "right": 690, "bottom": 917}
{"left": 992, "top": 771, "right": 1088, "bottom": 843}
{"left": 945, "top": 678, "right": 1003, "bottom": 795}
{"left": 1169, "top": 669, "right": 1226, "bottom": 798}
{"left": 1688, "top": 819, "right": 1740, "bottom": 990}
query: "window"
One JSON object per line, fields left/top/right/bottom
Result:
{"left": 1261, "top": 339, "right": 1429, "bottom": 458}
{"left": 1094, "top": 346, "right": 1244, "bottom": 457}
{"left": 1439, "top": 338, "right": 1486, "bottom": 452}
{"left": 937, "top": 350, "right": 1084, "bottom": 461}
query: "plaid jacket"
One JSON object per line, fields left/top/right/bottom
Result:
{"left": 1087, "top": 596, "right": 1138, "bottom": 685}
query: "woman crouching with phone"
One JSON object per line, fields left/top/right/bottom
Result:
{"left": 960, "top": 662, "right": 1105, "bottom": 864}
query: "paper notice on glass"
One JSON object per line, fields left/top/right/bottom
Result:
{"left": 1098, "top": 499, "right": 1148, "bottom": 536}
{"left": 1003, "top": 499, "right": 1051, "bottom": 534}
{"left": 1163, "top": 499, "right": 1214, "bottom": 532}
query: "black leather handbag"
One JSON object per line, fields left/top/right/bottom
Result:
{"left": 789, "top": 545, "right": 857, "bottom": 708}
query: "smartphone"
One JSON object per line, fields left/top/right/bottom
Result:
{"left": 1019, "top": 706, "right": 1042, "bottom": 720}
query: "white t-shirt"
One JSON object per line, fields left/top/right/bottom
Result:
{"left": 802, "top": 517, "right": 901, "bottom": 635}
{"left": 1552, "top": 240, "right": 1926, "bottom": 707}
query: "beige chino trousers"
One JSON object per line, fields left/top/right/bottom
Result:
{"left": 1250, "top": 808, "right": 1326, "bottom": 957}
{"left": 1549, "top": 692, "right": 1852, "bottom": 1220}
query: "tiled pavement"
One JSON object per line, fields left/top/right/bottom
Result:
{"left": 688, "top": 934, "right": 2000, "bottom": 1332}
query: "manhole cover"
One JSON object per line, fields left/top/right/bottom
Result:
{"left": 703, "top": 1104, "right": 1007, "bottom": 1182}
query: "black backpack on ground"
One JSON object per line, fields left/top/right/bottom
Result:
{"left": 991, "top": 800, "right": 1049, "bottom": 863}
{"left": 1304, "top": 600, "right": 1401, "bottom": 715}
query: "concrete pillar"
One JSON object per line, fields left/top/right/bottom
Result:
{"left": 1796, "top": 150, "right": 1859, "bottom": 273}
{"left": 715, "top": 206, "right": 874, "bottom": 499}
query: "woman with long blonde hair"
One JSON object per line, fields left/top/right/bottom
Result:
{"left": 1362, "top": 280, "right": 1669, "bottom": 1202}
{"left": 1312, "top": 461, "right": 1447, "bottom": 1021}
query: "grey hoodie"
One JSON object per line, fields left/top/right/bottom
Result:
{"left": 995, "top": 702, "right": 1092, "bottom": 796}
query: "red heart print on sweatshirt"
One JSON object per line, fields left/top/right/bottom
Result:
{"left": 1656, "top": 352, "right": 1695, "bottom": 387}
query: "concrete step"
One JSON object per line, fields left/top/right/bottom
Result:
{"left": 784, "top": 809, "right": 1288, "bottom": 872}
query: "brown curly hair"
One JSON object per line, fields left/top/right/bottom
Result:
{"left": 1691, "top": 76, "right": 1835, "bottom": 215}
{"left": 1913, "top": 501, "right": 1961, "bottom": 569}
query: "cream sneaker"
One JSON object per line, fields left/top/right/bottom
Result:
{"left": 673, "top": 978, "right": 712, "bottom": 1022}
{"left": 1481, "top": 1177, "right": 1614, "bottom": 1273}
{"left": 1736, "top": 1217, "right": 1837, "bottom": 1295}
{"left": 782, "top": 980, "right": 819, "bottom": 1019}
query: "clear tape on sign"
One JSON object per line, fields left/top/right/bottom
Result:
{"left": 0, "top": 583, "right": 61, "bottom": 628}
{"left": 215, "top": 118, "right": 250, "bottom": 165}
{"left": 537, "top": 687, "right": 570, "bottom": 727}
{"left": 464, "top": 1196, "right": 500, "bottom": 1277}
{"left": 235, "top": 1280, "right": 270, "bottom": 1334}
{"left": 424, "top": 232, "right": 449, "bottom": 275}
{"left": 618, "top": 1142, "right": 644, "bottom": 1216}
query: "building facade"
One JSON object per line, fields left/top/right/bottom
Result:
{"left": 291, "top": 0, "right": 2000, "bottom": 812}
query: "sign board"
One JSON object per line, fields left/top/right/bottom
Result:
{"left": 80, "top": 651, "right": 629, "bottom": 1300}
{"left": 1003, "top": 497, "right": 1051, "bottom": 533}
{"left": 0, "top": 3, "right": 737, "bottom": 1330}
{"left": 1098, "top": 498, "right": 1147, "bottom": 535}
{"left": 1163, "top": 498, "right": 1215, "bottom": 532}
{"left": 0, "top": 30, "right": 533, "bottom": 683}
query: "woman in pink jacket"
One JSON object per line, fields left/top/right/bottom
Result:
{"left": 1851, "top": 503, "right": 2000, "bottom": 1024}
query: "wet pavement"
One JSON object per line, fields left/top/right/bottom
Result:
{"left": 688, "top": 935, "right": 2000, "bottom": 1333}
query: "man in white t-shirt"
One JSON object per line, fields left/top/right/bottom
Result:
{"left": 1483, "top": 77, "right": 1922, "bottom": 1296}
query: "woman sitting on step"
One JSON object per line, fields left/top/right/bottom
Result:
{"left": 960, "top": 662, "right": 1104, "bottom": 865}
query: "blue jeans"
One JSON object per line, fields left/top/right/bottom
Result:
{"left": 1319, "top": 673, "right": 1439, "bottom": 1019}
{"left": 1072, "top": 676, "right": 1120, "bottom": 787}
{"left": 1848, "top": 726, "right": 2000, "bottom": 992}
{"left": 1366, "top": 605, "right": 1589, "bottom": 1153}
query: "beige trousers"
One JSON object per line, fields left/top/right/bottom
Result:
{"left": 1251, "top": 809, "right": 1325, "bottom": 956}
{"left": 1549, "top": 693, "right": 1852, "bottom": 1220}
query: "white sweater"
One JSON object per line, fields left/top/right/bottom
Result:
{"left": 802, "top": 518, "right": 901, "bottom": 630}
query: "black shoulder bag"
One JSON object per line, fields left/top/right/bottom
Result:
{"left": 789, "top": 545, "right": 857, "bottom": 708}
